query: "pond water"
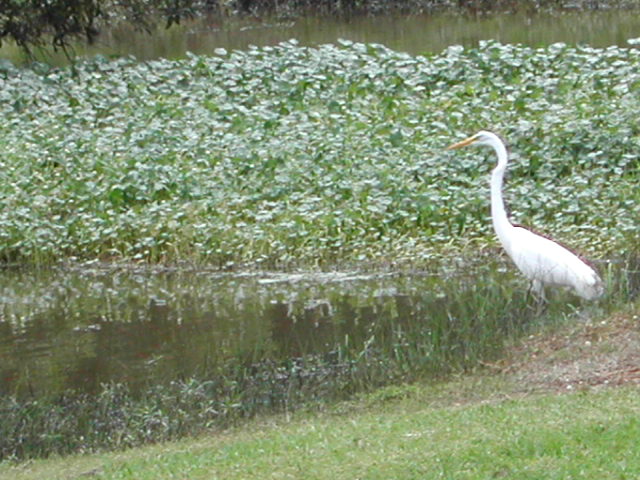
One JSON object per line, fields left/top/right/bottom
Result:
{"left": 2, "top": 9, "right": 640, "bottom": 64}
{"left": 0, "top": 264, "right": 525, "bottom": 398}
{"left": 3, "top": 260, "right": 635, "bottom": 402}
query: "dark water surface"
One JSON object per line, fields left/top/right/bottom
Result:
{"left": 2, "top": 10, "right": 640, "bottom": 64}
{"left": 0, "top": 259, "right": 634, "bottom": 400}
{"left": 0, "top": 267, "right": 457, "bottom": 397}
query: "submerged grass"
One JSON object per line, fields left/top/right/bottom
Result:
{"left": 0, "top": 40, "right": 638, "bottom": 267}
{"left": 3, "top": 254, "right": 637, "bottom": 462}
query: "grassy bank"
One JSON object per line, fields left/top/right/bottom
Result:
{"left": 91, "top": 387, "right": 640, "bottom": 480}
{"left": 1, "top": 40, "right": 638, "bottom": 267}
{"left": 2, "top": 302, "right": 639, "bottom": 480}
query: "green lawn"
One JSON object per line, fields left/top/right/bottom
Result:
{"left": 4, "top": 378, "right": 639, "bottom": 480}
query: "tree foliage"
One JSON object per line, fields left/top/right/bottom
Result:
{"left": 0, "top": 0, "right": 208, "bottom": 53}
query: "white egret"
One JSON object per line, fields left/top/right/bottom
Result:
{"left": 447, "top": 131, "right": 603, "bottom": 301}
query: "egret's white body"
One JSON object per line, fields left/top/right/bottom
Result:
{"left": 447, "top": 130, "right": 603, "bottom": 301}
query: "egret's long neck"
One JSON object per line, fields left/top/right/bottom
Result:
{"left": 490, "top": 140, "right": 515, "bottom": 249}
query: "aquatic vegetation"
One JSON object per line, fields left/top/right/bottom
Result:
{"left": 0, "top": 264, "right": 541, "bottom": 460}
{"left": 0, "top": 40, "right": 638, "bottom": 267}
{"left": 1, "top": 258, "right": 636, "bottom": 461}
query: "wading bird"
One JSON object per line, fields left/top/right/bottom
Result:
{"left": 447, "top": 131, "right": 603, "bottom": 301}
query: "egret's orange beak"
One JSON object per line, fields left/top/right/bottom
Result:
{"left": 446, "top": 135, "right": 478, "bottom": 150}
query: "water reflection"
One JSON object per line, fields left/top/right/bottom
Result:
{"left": 1, "top": 260, "right": 635, "bottom": 400}
{"left": 0, "top": 269, "right": 450, "bottom": 397}
{"left": 2, "top": 10, "right": 640, "bottom": 65}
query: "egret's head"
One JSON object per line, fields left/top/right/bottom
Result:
{"left": 446, "top": 131, "right": 502, "bottom": 150}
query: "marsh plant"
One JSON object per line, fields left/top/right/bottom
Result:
{"left": 0, "top": 39, "right": 638, "bottom": 268}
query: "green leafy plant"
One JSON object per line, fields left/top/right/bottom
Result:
{"left": 1, "top": 40, "right": 638, "bottom": 268}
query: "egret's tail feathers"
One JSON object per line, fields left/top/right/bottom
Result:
{"left": 575, "top": 272, "right": 604, "bottom": 300}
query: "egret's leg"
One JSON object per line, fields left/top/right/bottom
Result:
{"left": 527, "top": 279, "right": 548, "bottom": 314}
{"left": 531, "top": 280, "right": 546, "bottom": 301}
